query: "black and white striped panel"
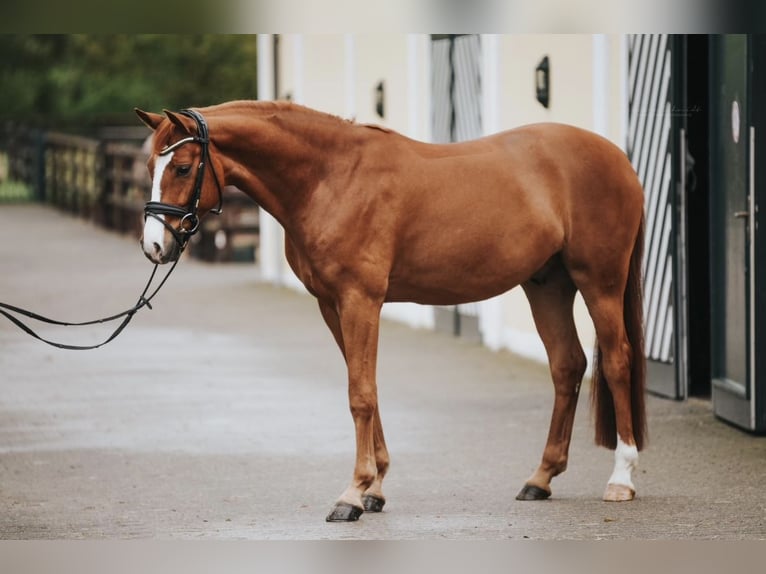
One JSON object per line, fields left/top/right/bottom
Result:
{"left": 452, "top": 34, "right": 482, "bottom": 142}
{"left": 431, "top": 38, "right": 453, "bottom": 144}
{"left": 627, "top": 34, "right": 674, "bottom": 363}
{"left": 431, "top": 35, "right": 482, "bottom": 145}
{"left": 431, "top": 35, "right": 483, "bottom": 320}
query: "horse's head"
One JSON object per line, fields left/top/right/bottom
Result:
{"left": 135, "top": 108, "right": 223, "bottom": 264}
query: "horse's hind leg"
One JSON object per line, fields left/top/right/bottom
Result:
{"left": 516, "top": 263, "right": 587, "bottom": 501}
{"left": 577, "top": 288, "right": 640, "bottom": 501}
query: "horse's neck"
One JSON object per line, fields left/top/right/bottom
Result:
{"left": 219, "top": 109, "right": 342, "bottom": 228}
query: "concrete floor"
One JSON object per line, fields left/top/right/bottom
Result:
{"left": 0, "top": 204, "right": 765, "bottom": 539}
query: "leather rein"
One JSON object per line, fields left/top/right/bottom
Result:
{"left": 0, "top": 109, "right": 222, "bottom": 350}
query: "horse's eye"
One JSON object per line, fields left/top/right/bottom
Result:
{"left": 176, "top": 165, "right": 192, "bottom": 177}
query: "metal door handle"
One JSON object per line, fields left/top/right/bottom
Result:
{"left": 734, "top": 211, "right": 750, "bottom": 219}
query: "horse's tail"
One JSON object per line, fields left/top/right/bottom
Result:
{"left": 592, "top": 212, "right": 647, "bottom": 451}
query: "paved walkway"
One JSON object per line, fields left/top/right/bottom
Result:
{"left": 0, "top": 204, "right": 764, "bottom": 539}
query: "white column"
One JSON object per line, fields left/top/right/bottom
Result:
{"left": 619, "top": 34, "right": 630, "bottom": 152}
{"left": 279, "top": 35, "right": 306, "bottom": 292}
{"left": 344, "top": 34, "right": 357, "bottom": 119}
{"left": 477, "top": 34, "right": 506, "bottom": 351}
{"left": 292, "top": 34, "right": 305, "bottom": 105}
{"left": 257, "top": 34, "right": 274, "bottom": 101}
{"left": 592, "top": 33, "right": 610, "bottom": 139}
{"left": 407, "top": 33, "right": 431, "bottom": 142}
{"left": 481, "top": 34, "right": 500, "bottom": 137}
{"left": 256, "top": 34, "right": 284, "bottom": 284}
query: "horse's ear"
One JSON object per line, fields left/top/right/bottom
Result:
{"left": 134, "top": 108, "right": 165, "bottom": 131}
{"left": 163, "top": 109, "right": 198, "bottom": 136}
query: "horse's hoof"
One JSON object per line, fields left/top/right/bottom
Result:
{"left": 325, "top": 502, "right": 364, "bottom": 522}
{"left": 515, "top": 484, "right": 551, "bottom": 501}
{"left": 603, "top": 483, "right": 635, "bottom": 502}
{"left": 362, "top": 494, "right": 386, "bottom": 513}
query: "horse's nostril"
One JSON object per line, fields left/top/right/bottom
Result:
{"left": 153, "top": 242, "right": 162, "bottom": 255}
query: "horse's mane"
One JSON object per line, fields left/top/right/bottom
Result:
{"left": 205, "top": 100, "right": 391, "bottom": 133}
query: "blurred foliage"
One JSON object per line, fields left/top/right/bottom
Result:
{"left": 0, "top": 180, "right": 32, "bottom": 202}
{"left": 0, "top": 34, "right": 258, "bottom": 128}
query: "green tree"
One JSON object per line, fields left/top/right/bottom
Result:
{"left": 0, "top": 35, "right": 258, "bottom": 128}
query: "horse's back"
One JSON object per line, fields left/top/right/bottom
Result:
{"left": 401, "top": 121, "right": 642, "bottom": 225}
{"left": 492, "top": 122, "right": 642, "bottom": 207}
{"left": 360, "top": 122, "right": 644, "bottom": 305}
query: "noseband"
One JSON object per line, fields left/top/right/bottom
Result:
{"left": 144, "top": 109, "right": 223, "bottom": 248}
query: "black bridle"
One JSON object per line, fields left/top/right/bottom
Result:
{"left": 144, "top": 108, "right": 223, "bottom": 249}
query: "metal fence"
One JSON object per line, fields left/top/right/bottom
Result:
{"left": 1, "top": 126, "right": 259, "bottom": 263}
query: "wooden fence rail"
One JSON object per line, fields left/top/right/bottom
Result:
{"left": 1, "top": 126, "right": 259, "bottom": 262}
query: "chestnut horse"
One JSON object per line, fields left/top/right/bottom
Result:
{"left": 135, "top": 101, "right": 646, "bottom": 522}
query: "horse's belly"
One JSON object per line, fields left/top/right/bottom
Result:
{"left": 386, "top": 228, "right": 561, "bottom": 305}
{"left": 385, "top": 275, "right": 519, "bottom": 306}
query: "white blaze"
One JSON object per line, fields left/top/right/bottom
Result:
{"left": 607, "top": 435, "right": 639, "bottom": 490}
{"left": 142, "top": 151, "right": 174, "bottom": 254}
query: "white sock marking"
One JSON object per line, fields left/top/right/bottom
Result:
{"left": 607, "top": 436, "right": 638, "bottom": 490}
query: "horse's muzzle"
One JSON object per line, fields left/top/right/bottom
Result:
{"left": 142, "top": 245, "right": 179, "bottom": 265}
{"left": 140, "top": 232, "right": 181, "bottom": 264}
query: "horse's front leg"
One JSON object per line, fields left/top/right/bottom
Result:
{"left": 325, "top": 291, "right": 385, "bottom": 522}
{"left": 318, "top": 297, "right": 390, "bottom": 514}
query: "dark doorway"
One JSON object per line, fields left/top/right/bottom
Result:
{"left": 683, "top": 35, "right": 712, "bottom": 397}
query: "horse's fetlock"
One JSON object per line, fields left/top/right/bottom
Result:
{"left": 542, "top": 448, "right": 569, "bottom": 476}
{"left": 355, "top": 466, "right": 377, "bottom": 490}
{"left": 550, "top": 456, "right": 568, "bottom": 476}
{"left": 375, "top": 455, "right": 390, "bottom": 476}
